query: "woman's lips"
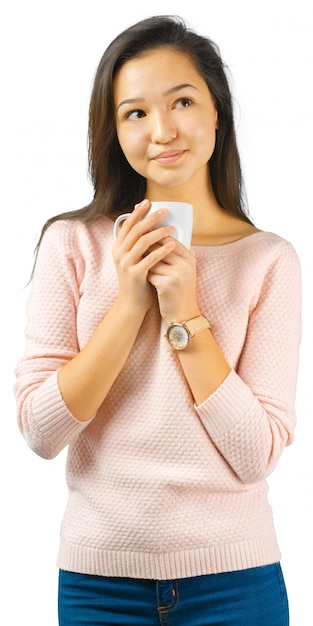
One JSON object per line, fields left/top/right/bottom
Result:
{"left": 152, "top": 150, "right": 185, "bottom": 164}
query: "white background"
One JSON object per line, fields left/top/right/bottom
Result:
{"left": 1, "top": 1, "right": 312, "bottom": 624}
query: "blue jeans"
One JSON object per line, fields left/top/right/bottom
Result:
{"left": 58, "top": 563, "right": 289, "bottom": 625}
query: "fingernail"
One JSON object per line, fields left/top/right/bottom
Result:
{"left": 134, "top": 199, "right": 149, "bottom": 209}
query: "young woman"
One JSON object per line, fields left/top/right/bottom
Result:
{"left": 15, "top": 15, "right": 301, "bottom": 625}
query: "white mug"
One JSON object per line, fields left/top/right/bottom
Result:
{"left": 113, "top": 201, "right": 193, "bottom": 248}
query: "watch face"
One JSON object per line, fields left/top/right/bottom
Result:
{"left": 167, "top": 324, "right": 189, "bottom": 350}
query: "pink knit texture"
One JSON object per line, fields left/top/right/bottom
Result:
{"left": 15, "top": 218, "right": 301, "bottom": 579}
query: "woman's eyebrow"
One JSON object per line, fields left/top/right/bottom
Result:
{"left": 164, "top": 83, "right": 198, "bottom": 96}
{"left": 116, "top": 83, "right": 198, "bottom": 112}
{"left": 116, "top": 97, "right": 145, "bottom": 112}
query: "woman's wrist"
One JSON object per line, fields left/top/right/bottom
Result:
{"left": 163, "top": 307, "right": 202, "bottom": 326}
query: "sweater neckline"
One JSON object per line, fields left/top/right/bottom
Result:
{"left": 193, "top": 230, "right": 276, "bottom": 255}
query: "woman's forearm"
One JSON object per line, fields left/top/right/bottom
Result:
{"left": 58, "top": 297, "right": 147, "bottom": 422}
{"left": 176, "top": 329, "right": 231, "bottom": 406}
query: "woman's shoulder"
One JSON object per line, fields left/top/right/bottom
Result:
{"left": 195, "top": 228, "right": 301, "bottom": 282}
{"left": 40, "top": 215, "right": 113, "bottom": 249}
{"left": 234, "top": 229, "right": 300, "bottom": 262}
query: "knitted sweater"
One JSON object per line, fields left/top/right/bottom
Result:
{"left": 15, "top": 217, "right": 301, "bottom": 580}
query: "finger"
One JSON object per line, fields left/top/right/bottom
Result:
{"left": 117, "top": 200, "right": 173, "bottom": 247}
{"left": 115, "top": 199, "right": 151, "bottom": 241}
{"left": 159, "top": 236, "right": 193, "bottom": 259}
{"left": 139, "top": 239, "right": 176, "bottom": 271}
{"left": 149, "top": 240, "right": 192, "bottom": 267}
{"left": 125, "top": 227, "right": 176, "bottom": 264}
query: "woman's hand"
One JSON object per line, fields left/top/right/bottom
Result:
{"left": 148, "top": 239, "right": 201, "bottom": 323}
{"left": 111, "top": 199, "right": 176, "bottom": 314}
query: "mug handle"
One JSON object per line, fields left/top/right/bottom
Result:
{"left": 113, "top": 213, "right": 132, "bottom": 239}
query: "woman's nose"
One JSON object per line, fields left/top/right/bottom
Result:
{"left": 150, "top": 112, "right": 177, "bottom": 144}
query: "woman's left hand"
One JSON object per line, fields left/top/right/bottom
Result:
{"left": 148, "top": 239, "right": 201, "bottom": 323}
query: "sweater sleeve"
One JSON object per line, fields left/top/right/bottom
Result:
{"left": 15, "top": 222, "right": 93, "bottom": 459}
{"left": 195, "top": 240, "right": 302, "bottom": 484}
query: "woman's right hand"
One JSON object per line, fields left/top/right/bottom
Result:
{"left": 112, "top": 199, "right": 176, "bottom": 313}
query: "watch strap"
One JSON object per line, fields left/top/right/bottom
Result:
{"left": 184, "top": 315, "right": 211, "bottom": 337}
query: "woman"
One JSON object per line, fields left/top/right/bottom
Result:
{"left": 15, "top": 15, "right": 301, "bottom": 625}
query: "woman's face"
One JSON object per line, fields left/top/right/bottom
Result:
{"left": 114, "top": 47, "right": 218, "bottom": 195}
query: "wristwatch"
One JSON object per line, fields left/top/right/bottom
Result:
{"left": 165, "top": 315, "right": 211, "bottom": 350}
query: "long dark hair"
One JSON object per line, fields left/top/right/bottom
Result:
{"left": 37, "top": 15, "right": 252, "bottom": 248}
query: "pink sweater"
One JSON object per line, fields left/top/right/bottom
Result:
{"left": 15, "top": 217, "right": 301, "bottom": 580}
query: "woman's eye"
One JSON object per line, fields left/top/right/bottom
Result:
{"left": 125, "top": 109, "right": 146, "bottom": 121}
{"left": 175, "top": 97, "right": 192, "bottom": 109}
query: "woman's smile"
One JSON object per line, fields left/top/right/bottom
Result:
{"left": 151, "top": 149, "right": 186, "bottom": 165}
